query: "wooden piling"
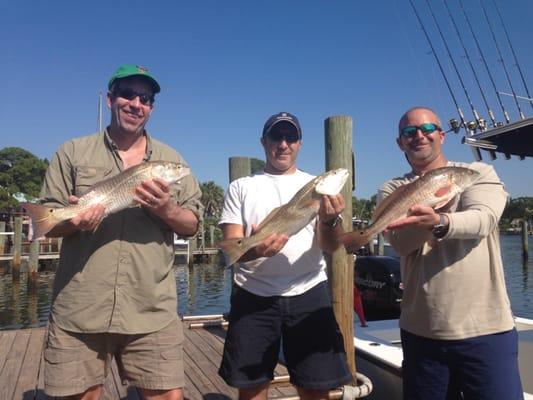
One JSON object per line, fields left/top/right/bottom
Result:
{"left": 522, "top": 219, "right": 529, "bottom": 262}
{"left": 11, "top": 216, "right": 23, "bottom": 279}
{"left": 377, "top": 233, "right": 384, "bottom": 255}
{"left": 0, "top": 221, "right": 5, "bottom": 255}
{"left": 229, "top": 157, "right": 251, "bottom": 183}
{"left": 324, "top": 115, "right": 356, "bottom": 380}
{"left": 28, "top": 240, "right": 40, "bottom": 290}
{"left": 188, "top": 236, "right": 197, "bottom": 267}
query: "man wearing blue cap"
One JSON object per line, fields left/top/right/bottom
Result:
{"left": 39, "top": 65, "right": 203, "bottom": 400}
{"left": 218, "top": 112, "right": 352, "bottom": 400}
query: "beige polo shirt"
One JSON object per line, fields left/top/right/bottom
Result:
{"left": 40, "top": 129, "right": 203, "bottom": 334}
{"left": 378, "top": 161, "right": 515, "bottom": 340}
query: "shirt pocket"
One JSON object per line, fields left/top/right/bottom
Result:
{"left": 73, "top": 166, "right": 113, "bottom": 197}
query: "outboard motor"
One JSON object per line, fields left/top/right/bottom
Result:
{"left": 354, "top": 256, "right": 402, "bottom": 319}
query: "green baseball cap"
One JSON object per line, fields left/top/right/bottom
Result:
{"left": 108, "top": 64, "right": 161, "bottom": 93}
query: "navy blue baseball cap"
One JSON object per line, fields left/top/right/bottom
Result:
{"left": 262, "top": 112, "right": 302, "bottom": 139}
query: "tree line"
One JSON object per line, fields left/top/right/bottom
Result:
{"left": 1, "top": 147, "right": 531, "bottom": 238}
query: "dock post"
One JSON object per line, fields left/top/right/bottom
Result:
{"left": 522, "top": 219, "right": 529, "bottom": 262}
{"left": 28, "top": 240, "right": 40, "bottom": 291}
{"left": 0, "top": 221, "right": 5, "bottom": 255}
{"left": 324, "top": 115, "right": 356, "bottom": 380}
{"left": 11, "top": 216, "right": 23, "bottom": 280}
{"left": 229, "top": 157, "right": 251, "bottom": 183}
{"left": 377, "top": 233, "right": 384, "bottom": 255}
{"left": 188, "top": 236, "right": 197, "bottom": 267}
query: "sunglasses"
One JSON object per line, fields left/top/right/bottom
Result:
{"left": 266, "top": 129, "right": 300, "bottom": 144}
{"left": 113, "top": 88, "right": 155, "bottom": 106}
{"left": 400, "top": 123, "right": 441, "bottom": 137}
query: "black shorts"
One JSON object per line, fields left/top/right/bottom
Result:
{"left": 218, "top": 281, "right": 352, "bottom": 390}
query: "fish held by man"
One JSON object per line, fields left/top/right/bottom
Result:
{"left": 22, "top": 161, "right": 191, "bottom": 240}
{"left": 218, "top": 168, "right": 350, "bottom": 266}
{"left": 340, "top": 166, "right": 480, "bottom": 251}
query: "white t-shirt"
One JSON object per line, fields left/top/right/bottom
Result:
{"left": 220, "top": 169, "right": 328, "bottom": 297}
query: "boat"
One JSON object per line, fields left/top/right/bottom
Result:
{"left": 353, "top": 256, "right": 533, "bottom": 399}
{"left": 354, "top": 317, "right": 533, "bottom": 400}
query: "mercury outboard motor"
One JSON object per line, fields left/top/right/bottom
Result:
{"left": 354, "top": 256, "right": 402, "bottom": 319}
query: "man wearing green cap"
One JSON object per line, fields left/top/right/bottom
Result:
{"left": 39, "top": 65, "right": 203, "bottom": 400}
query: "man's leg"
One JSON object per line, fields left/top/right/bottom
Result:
{"left": 141, "top": 388, "right": 183, "bottom": 400}
{"left": 63, "top": 385, "right": 103, "bottom": 400}
{"left": 238, "top": 384, "right": 269, "bottom": 400}
{"left": 44, "top": 316, "right": 107, "bottom": 398}
{"left": 218, "top": 286, "right": 281, "bottom": 393}
{"left": 450, "top": 329, "right": 523, "bottom": 400}
{"left": 283, "top": 282, "right": 352, "bottom": 393}
{"left": 120, "top": 318, "right": 185, "bottom": 396}
{"left": 401, "top": 329, "right": 451, "bottom": 400}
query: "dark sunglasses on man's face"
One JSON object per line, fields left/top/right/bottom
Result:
{"left": 266, "top": 130, "right": 300, "bottom": 144}
{"left": 113, "top": 88, "right": 155, "bottom": 106}
{"left": 400, "top": 122, "right": 441, "bottom": 138}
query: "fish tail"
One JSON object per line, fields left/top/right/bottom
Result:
{"left": 21, "top": 203, "right": 62, "bottom": 240}
{"left": 216, "top": 237, "right": 248, "bottom": 267}
{"left": 339, "top": 230, "right": 373, "bottom": 253}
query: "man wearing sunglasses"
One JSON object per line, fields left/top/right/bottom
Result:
{"left": 218, "top": 112, "right": 352, "bottom": 400}
{"left": 39, "top": 65, "right": 203, "bottom": 400}
{"left": 378, "top": 106, "right": 522, "bottom": 399}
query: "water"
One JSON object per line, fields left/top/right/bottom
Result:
{"left": 0, "top": 235, "right": 531, "bottom": 330}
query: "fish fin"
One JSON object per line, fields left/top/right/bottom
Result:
{"left": 434, "top": 196, "right": 456, "bottom": 211}
{"left": 373, "top": 184, "right": 411, "bottom": 221}
{"left": 21, "top": 203, "right": 62, "bottom": 240}
{"left": 338, "top": 230, "right": 373, "bottom": 253}
{"left": 216, "top": 237, "right": 248, "bottom": 267}
{"left": 433, "top": 185, "right": 452, "bottom": 198}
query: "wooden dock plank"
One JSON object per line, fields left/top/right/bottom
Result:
{"left": 183, "top": 351, "right": 218, "bottom": 400}
{"left": 0, "top": 330, "right": 17, "bottom": 374}
{"left": 0, "top": 330, "right": 31, "bottom": 400}
{"left": 184, "top": 327, "right": 237, "bottom": 397}
{"left": 1, "top": 320, "right": 303, "bottom": 400}
{"left": 11, "top": 328, "right": 45, "bottom": 400}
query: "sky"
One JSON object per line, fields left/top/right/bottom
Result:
{"left": 2, "top": 0, "right": 532, "bottom": 200}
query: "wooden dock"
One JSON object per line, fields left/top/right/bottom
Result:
{"left": 0, "top": 318, "right": 299, "bottom": 400}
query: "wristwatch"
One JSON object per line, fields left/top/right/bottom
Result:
{"left": 322, "top": 215, "right": 342, "bottom": 228}
{"left": 432, "top": 213, "right": 448, "bottom": 239}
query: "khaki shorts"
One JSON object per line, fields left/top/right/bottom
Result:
{"left": 44, "top": 316, "right": 185, "bottom": 397}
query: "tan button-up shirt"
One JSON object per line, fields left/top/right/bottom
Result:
{"left": 40, "top": 129, "right": 203, "bottom": 334}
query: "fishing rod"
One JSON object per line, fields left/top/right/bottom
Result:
{"left": 408, "top": 0, "right": 467, "bottom": 133}
{"left": 492, "top": 0, "right": 533, "bottom": 112}
{"left": 480, "top": 0, "right": 525, "bottom": 120}
{"left": 498, "top": 92, "right": 533, "bottom": 102}
{"left": 458, "top": 0, "right": 509, "bottom": 124}
{"left": 424, "top": 0, "right": 482, "bottom": 129}
{"left": 442, "top": 0, "right": 494, "bottom": 128}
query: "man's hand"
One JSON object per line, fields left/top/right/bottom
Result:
{"left": 387, "top": 205, "right": 442, "bottom": 231}
{"left": 135, "top": 178, "right": 175, "bottom": 218}
{"left": 249, "top": 224, "right": 289, "bottom": 259}
{"left": 318, "top": 193, "right": 345, "bottom": 225}
{"left": 68, "top": 195, "right": 106, "bottom": 232}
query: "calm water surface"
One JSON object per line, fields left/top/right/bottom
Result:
{"left": 0, "top": 235, "right": 531, "bottom": 330}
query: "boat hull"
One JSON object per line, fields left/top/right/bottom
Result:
{"left": 354, "top": 317, "right": 533, "bottom": 399}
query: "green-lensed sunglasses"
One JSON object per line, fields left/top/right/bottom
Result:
{"left": 400, "top": 122, "right": 441, "bottom": 137}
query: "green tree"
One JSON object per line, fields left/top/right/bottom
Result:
{"left": 200, "top": 181, "right": 225, "bottom": 246}
{"left": 352, "top": 195, "right": 376, "bottom": 222}
{"left": 0, "top": 147, "right": 48, "bottom": 211}
{"left": 250, "top": 158, "right": 265, "bottom": 174}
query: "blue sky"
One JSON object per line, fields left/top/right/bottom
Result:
{"left": 2, "top": 0, "right": 532, "bottom": 200}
